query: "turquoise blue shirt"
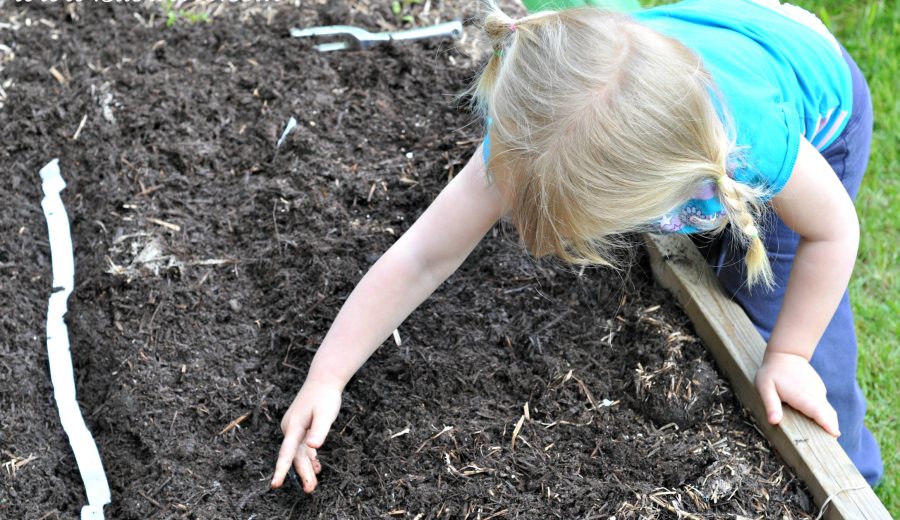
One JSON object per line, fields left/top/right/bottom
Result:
{"left": 634, "top": 0, "right": 852, "bottom": 233}
{"left": 483, "top": 0, "right": 853, "bottom": 235}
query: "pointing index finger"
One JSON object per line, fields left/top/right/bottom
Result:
{"left": 272, "top": 426, "right": 306, "bottom": 488}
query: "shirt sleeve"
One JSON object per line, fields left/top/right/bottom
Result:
{"left": 733, "top": 101, "right": 801, "bottom": 199}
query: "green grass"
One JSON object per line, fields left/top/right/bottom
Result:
{"left": 636, "top": 0, "right": 899, "bottom": 512}
{"left": 161, "top": 0, "right": 210, "bottom": 28}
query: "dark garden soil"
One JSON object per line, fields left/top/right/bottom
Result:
{"left": 0, "top": 2, "right": 816, "bottom": 518}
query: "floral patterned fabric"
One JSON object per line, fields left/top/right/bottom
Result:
{"left": 654, "top": 181, "right": 727, "bottom": 234}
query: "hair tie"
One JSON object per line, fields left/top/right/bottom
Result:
{"left": 494, "top": 48, "right": 504, "bottom": 58}
{"left": 745, "top": 225, "right": 759, "bottom": 239}
{"left": 509, "top": 21, "right": 517, "bottom": 33}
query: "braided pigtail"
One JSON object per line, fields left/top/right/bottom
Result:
{"left": 715, "top": 173, "right": 774, "bottom": 289}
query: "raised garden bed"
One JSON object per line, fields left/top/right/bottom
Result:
{"left": 0, "top": 2, "right": 881, "bottom": 518}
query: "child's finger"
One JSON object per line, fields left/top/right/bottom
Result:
{"left": 758, "top": 379, "right": 783, "bottom": 424}
{"left": 309, "top": 447, "right": 322, "bottom": 474}
{"left": 295, "top": 448, "right": 318, "bottom": 493}
{"left": 306, "top": 408, "right": 338, "bottom": 449}
{"left": 272, "top": 427, "right": 305, "bottom": 488}
{"left": 788, "top": 393, "right": 841, "bottom": 438}
{"left": 812, "top": 403, "right": 841, "bottom": 438}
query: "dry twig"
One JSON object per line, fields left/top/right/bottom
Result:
{"left": 219, "top": 413, "right": 250, "bottom": 435}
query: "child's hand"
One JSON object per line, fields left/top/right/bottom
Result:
{"left": 755, "top": 351, "right": 840, "bottom": 437}
{"left": 271, "top": 376, "right": 343, "bottom": 493}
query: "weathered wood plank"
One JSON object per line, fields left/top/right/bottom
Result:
{"left": 643, "top": 233, "right": 889, "bottom": 520}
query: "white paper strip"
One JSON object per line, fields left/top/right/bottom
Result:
{"left": 39, "top": 159, "right": 111, "bottom": 519}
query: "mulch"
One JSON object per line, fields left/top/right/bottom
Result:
{"left": 0, "top": 2, "right": 814, "bottom": 518}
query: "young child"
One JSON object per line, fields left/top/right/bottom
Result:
{"left": 271, "top": 0, "right": 883, "bottom": 492}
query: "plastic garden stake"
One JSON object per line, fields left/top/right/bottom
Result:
{"left": 522, "top": 0, "right": 641, "bottom": 12}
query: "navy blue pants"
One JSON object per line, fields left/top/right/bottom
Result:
{"left": 710, "top": 46, "right": 883, "bottom": 486}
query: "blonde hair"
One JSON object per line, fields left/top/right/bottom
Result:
{"left": 473, "top": 4, "right": 774, "bottom": 288}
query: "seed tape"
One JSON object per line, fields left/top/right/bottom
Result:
{"left": 39, "top": 159, "right": 111, "bottom": 519}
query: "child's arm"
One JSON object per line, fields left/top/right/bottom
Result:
{"left": 756, "top": 137, "right": 859, "bottom": 437}
{"left": 271, "top": 146, "right": 504, "bottom": 492}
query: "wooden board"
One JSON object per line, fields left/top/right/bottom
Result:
{"left": 643, "top": 233, "right": 890, "bottom": 520}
